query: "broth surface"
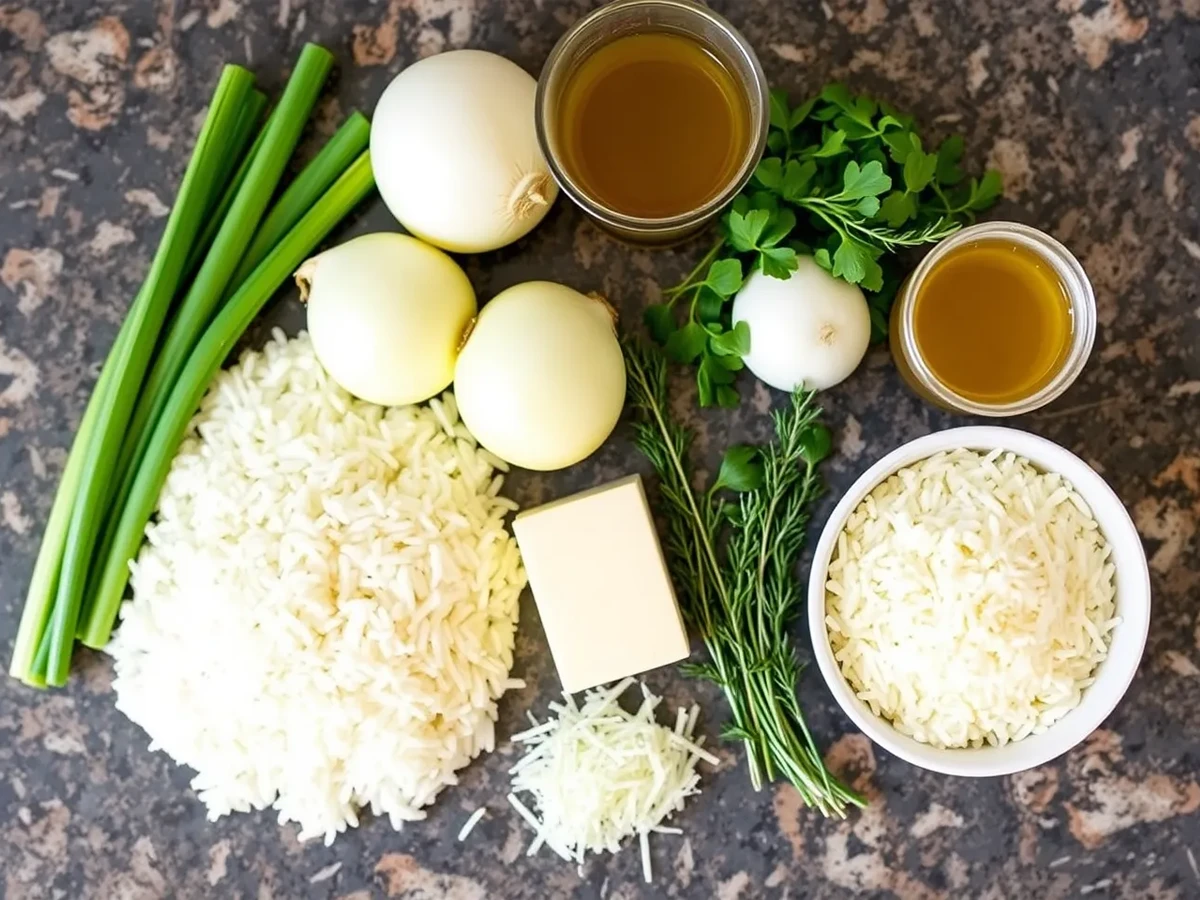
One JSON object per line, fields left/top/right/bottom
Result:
{"left": 557, "top": 33, "right": 748, "bottom": 219}
{"left": 913, "top": 240, "right": 1072, "bottom": 404}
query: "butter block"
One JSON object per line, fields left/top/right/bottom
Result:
{"left": 513, "top": 474, "right": 689, "bottom": 693}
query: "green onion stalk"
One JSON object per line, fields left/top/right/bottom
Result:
{"left": 38, "top": 64, "right": 257, "bottom": 687}
{"left": 8, "top": 315, "right": 135, "bottom": 684}
{"left": 230, "top": 111, "right": 371, "bottom": 287}
{"left": 105, "top": 44, "right": 334, "bottom": 542}
{"left": 182, "top": 94, "right": 272, "bottom": 282}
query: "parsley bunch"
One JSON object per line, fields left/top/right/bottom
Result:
{"left": 645, "top": 82, "right": 1002, "bottom": 407}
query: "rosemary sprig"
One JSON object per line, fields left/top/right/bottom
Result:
{"left": 623, "top": 337, "right": 864, "bottom": 816}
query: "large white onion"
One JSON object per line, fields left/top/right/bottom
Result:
{"left": 297, "top": 233, "right": 476, "bottom": 406}
{"left": 454, "top": 282, "right": 625, "bottom": 471}
{"left": 732, "top": 258, "right": 871, "bottom": 392}
{"left": 370, "top": 50, "right": 558, "bottom": 254}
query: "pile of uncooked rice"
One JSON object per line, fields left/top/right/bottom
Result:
{"left": 825, "top": 448, "right": 1117, "bottom": 749}
{"left": 108, "top": 330, "right": 525, "bottom": 843}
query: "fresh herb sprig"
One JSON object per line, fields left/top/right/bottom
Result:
{"left": 647, "top": 82, "right": 1002, "bottom": 407}
{"left": 624, "top": 337, "right": 865, "bottom": 816}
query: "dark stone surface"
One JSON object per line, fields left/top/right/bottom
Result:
{"left": 2, "top": 1, "right": 1198, "bottom": 898}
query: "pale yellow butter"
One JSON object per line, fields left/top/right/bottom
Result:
{"left": 512, "top": 474, "right": 690, "bottom": 693}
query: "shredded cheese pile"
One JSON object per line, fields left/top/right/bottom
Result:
{"left": 507, "top": 678, "right": 717, "bottom": 882}
{"left": 826, "top": 447, "right": 1118, "bottom": 748}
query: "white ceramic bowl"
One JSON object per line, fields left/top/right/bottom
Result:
{"left": 807, "top": 426, "right": 1151, "bottom": 777}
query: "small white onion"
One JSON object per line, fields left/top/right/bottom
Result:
{"left": 732, "top": 258, "right": 871, "bottom": 392}
{"left": 370, "top": 50, "right": 558, "bottom": 254}
{"left": 297, "top": 232, "right": 476, "bottom": 406}
{"left": 454, "top": 282, "right": 625, "bottom": 471}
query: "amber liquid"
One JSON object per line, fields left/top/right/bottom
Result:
{"left": 556, "top": 33, "right": 750, "bottom": 219}
{"left": 913, "top": 241, "right": 1072, "bottom": 404}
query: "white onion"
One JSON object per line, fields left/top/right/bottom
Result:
{"left": 297, "top": 232, "right": 476, "bottom": 406}
{"left": 732, "top": 258, "right": 871, "bottom": 392}
{"left": 370, "top": 50, "right": 558, "bottom": 254}
{"left": 454, "top": 282, "right": 625, "bottom": 471}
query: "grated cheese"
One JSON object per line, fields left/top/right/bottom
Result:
{"left": 826, "top": 448, "right": 1118, "bottom": 749}
{"left": 507, "top": 678, "right": 715, "bottom": 881}
{"left": 457, "top": 808, "right": 487, "bottom": 841}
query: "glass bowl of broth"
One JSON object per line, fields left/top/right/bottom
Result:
{"left": 889, "top": 221, "right": 1097, "bottom": 416}
{"left": 536, "top": 0, "right": 769, "bottom": 243}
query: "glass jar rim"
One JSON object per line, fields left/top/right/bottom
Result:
{"left": 898, "top": 221, "right": 1097, "bottom": 417}
{"left": 534, "top": 0, "right": 770, "bottom": 234}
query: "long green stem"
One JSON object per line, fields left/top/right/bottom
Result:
{"left": 44, "top": 65, "right": 256, "bottom": 687}
{"left": 663, "top": 239, "right": 724, "bottom": 302}
{"left": 196, "top": 90, "right": 268, "bottom": 230}
{"left": 111, "top": 44, "right": 332, "bottom": 503}
{"left": 625, "top": 343, "right": 770, "bottom": 784}
{"left": 79, "top": 152, "right": 376, "bottom": 649}
{"left": 713, "top": 640, "right": 765, "bottom": 788}
{"left": 643, "top": 394, "right": 727, "bottom": 601}
{"left": 799, "top": 196, "right": 959, "bottom": 249}
{"left": 182, "top": 93, "right": 271, "bottom": 281}
{"left": 229, "top": 111, "right": 370, "bottom": 288}
{"left": 8, "top": 314, "right": 135, "bottom": 683}
{"left": 77, "top": 101, "right": 268, "bottom": 634}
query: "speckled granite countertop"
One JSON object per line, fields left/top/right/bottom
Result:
{"left": 2, "top": 1, "right": 1198, "bottom": 898}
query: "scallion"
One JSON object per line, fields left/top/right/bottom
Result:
{"left": 230, "top": 111, "right": 370, "bottom": 287}
{"left": 43, "top": 64, "right": 256, "bottom": 687}
{"left": 8, "top": 313, "right": 134, "bottom": 684}
{"left": 113, "top": 45, "right": 333, "bottom": 503}
{"left": 89, "top": 107, "right": 277, "bottom": 603}
{"left": 183, "top": 91, "right": 271, "bottom": 281}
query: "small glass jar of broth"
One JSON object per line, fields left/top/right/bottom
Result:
{"left": 535, "top": 0, "right": 769, "bottom": 244}
{"left": 890, "top": 221, "right": 1097, "bottom": 416}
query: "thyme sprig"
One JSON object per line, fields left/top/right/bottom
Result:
{"left": 624, "top": 337, "right": 864, "bottom": 816}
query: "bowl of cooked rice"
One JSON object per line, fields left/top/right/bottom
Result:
{"left": 807, "top": 426, "right": 1150, "bottom": 776}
